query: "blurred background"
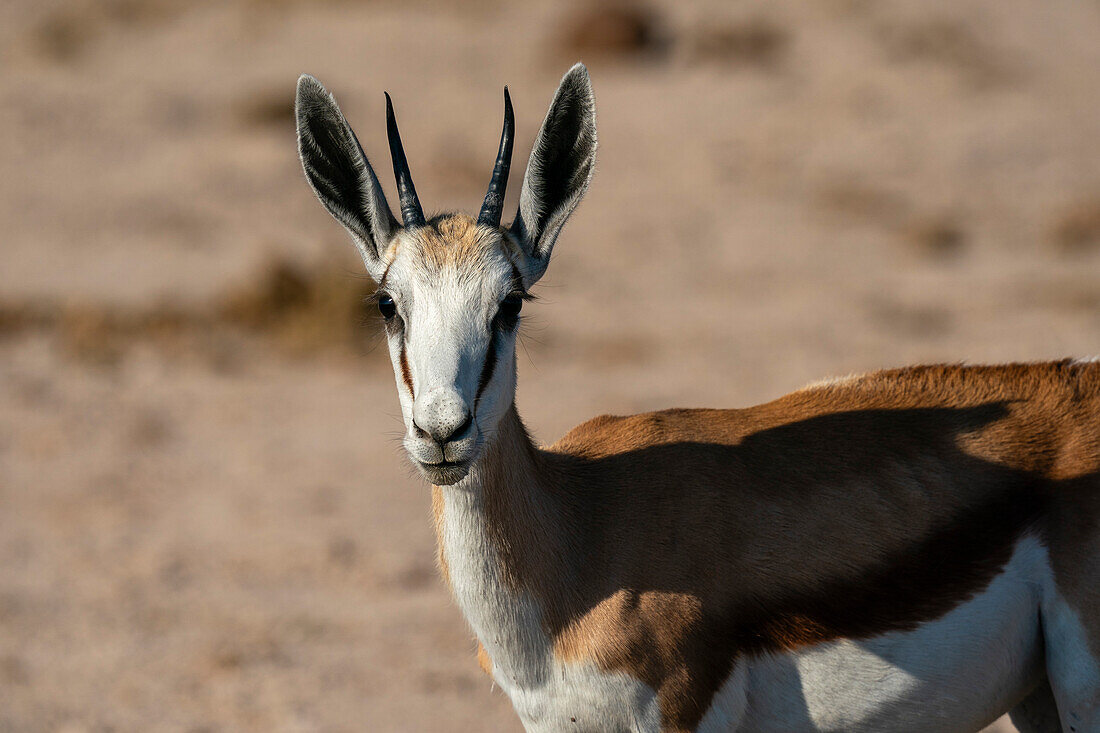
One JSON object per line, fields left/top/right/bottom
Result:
{"left": 3, "top": 0, "right": 1100, "bottom": 730}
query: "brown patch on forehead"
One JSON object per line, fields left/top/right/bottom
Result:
{"left": 407, "top": 213, "right": 508, "bottom": 271}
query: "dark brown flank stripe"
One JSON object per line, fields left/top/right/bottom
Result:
{"left": 745, "top": 485, "right": 1044, "bottom": 651}
{"left": 664, "top": 484, "right": 1046, "bottom": 730}
{"left": 399, "top": 341, "right": 414, "bottom": 396}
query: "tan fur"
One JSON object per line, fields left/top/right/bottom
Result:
{"left": 407, "top": 214, "right": 498, "bottom": 271}
{"left": 436, "top": 361, "right": 1100, "bottom": 731}
{"left": 431, "top": 485, "right": 450, "bottom": 588}
{"left": 476, "top": 642, "right": 493, "bottom": 677}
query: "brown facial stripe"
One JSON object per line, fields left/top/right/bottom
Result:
{"left": 476, "top": 266, "right": 524, "bottom": 406}
{"left": 399, "top": 341, "right": 414, "bottom": 396}
{"left": 475, "top": 329, "right": 499, "bottom": 404}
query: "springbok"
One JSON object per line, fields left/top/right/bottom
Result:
{"left": 295, "top": 64, "right": 1099, "bottom": 732}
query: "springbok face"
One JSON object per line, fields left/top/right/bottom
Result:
{"left": 295, "top": 65, "right": 597, "bottom": 485}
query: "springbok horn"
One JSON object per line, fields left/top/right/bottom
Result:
{"left": 385, "top": 92, "right": 426, "bottom": 228}
{"left": 478, "top": 87, "right": 515, "bottom": 228}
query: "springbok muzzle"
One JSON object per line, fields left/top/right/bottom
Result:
{"left": 413, "top": 387, "right": 474, "bottom": 448}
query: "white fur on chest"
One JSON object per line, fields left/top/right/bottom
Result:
{"left": 439, "top": 484, "right": 661, "bottom": 732}
{"left": 700, "top": 535, "right": 1049, "bottom": 733}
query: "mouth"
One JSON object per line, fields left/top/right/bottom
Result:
{"left": 416, "top": 458, "right": 472, "bottom": 485}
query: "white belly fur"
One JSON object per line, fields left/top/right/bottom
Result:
{"left": 701, "top": 535, "right": 1049, "bottom": 732}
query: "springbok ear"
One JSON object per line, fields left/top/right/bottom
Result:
{"left": 511, "top": 63, "right": 597, "bottom": 286}
{"left": 296, "top": 75, "right": 399, "bottom": 280}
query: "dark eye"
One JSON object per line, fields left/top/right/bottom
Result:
{"left": 495, "top": 293, "right": 523, "bottom": 330}
{"left": 500, "top": 294, "right": 522, "bottom": 318}
{"left": 378, "top": 293, "right": 396, "bottom": 320}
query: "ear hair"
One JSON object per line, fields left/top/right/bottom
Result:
{"left": 511, "top": 63, "right": 597, "bottom": 286}
{"left": 296, "top": 75, "right": 399, "bottom": 279}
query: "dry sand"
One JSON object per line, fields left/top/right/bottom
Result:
{"left": 5, "top": 0, "right": 1100, "bottom": 730}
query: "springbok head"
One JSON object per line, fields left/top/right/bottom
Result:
{"left": 295, "top": 64, "right": 597, "bottom": 485}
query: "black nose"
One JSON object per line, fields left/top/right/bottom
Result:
{"left": 415, "top": 409, "right": 473, "bottom": 445}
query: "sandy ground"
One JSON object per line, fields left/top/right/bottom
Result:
{"left": 5, "top": 0, "right": 1100, "bottom": 730}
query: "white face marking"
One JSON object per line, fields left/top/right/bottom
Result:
{"left": 378, "top": 224, "right": 522, "bottom": 485}
{"left": 699, "top": 536, "right": 1049, "bottom": 733}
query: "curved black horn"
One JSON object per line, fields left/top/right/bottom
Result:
{"left": 385, "top": 92, "right": 426, "bottom": 228}
{"left": 478, "top": 87, "right": 515, "bottom": 228}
